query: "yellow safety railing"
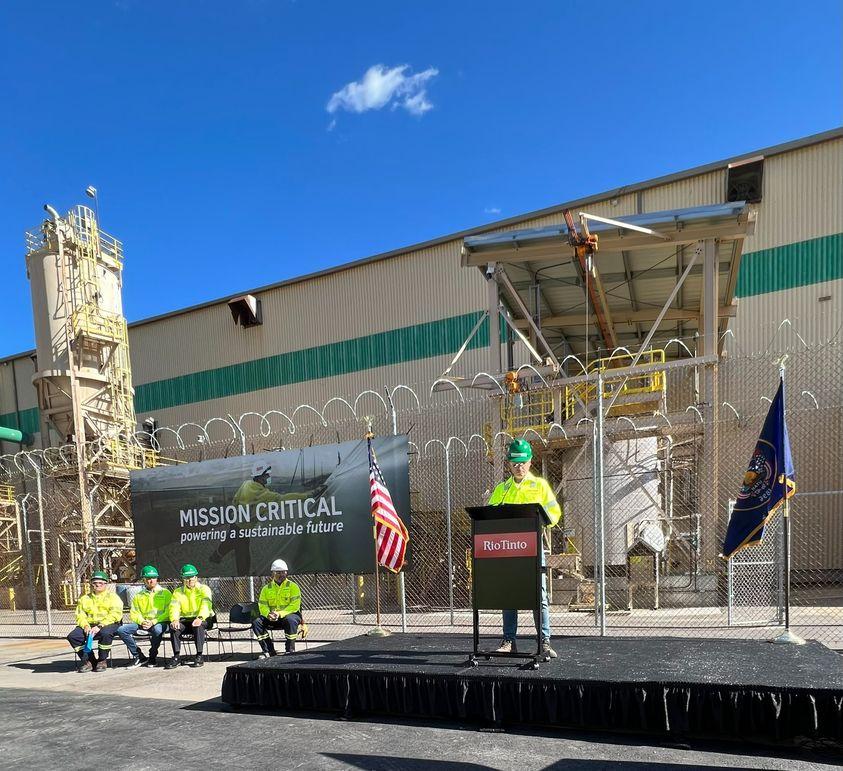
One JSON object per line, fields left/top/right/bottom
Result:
{"left": 70, "top": 306, "right": 128, "bottom": 346}
{"left": 0, "top": 485, "right": 14, "bottom": 506}
{"left": 61, "top": 581, "right": 80, "bottom": 608}
{"left": 565, "top": 349, "right": 666, "bottom": 419}
{"left": 0, "top": 555, "right": 22, "bottom": 584}
{"left": 101, "top": 438, "right": 157, "bottom": 470}
{"left": 101, "top": 438, "right": 182, "bottom": 470}
{"left": 501, "top": 389, "right": 555, "bottom": 438}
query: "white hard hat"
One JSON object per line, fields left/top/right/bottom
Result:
{"left": 271, "top": 559, "right": 288, "bottom": 572}
{"left": 251, "top": 461, "right": 271, "bottom": 477}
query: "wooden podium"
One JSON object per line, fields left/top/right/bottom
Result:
{"left": 465, "top": 503, "right": 551, "bottom": 669}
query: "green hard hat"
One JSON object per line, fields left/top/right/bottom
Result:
{"left": 91, "top": 570, "right": 109, "bottom": 582}
{"left": 507, "top": 438, "right": 533, "bottom": 463}
{"left": 140, "top": 564, "right": 159, "bottom": 579}
{"left": 180, "top": 563, "right": 199, "bottom": 578}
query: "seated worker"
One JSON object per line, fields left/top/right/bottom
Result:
{"left": 66, "top": 570, "right": 124, "bottom": 673}
{"left": 165, "top": 564, "right": 214, "bottom": 669}
{"left": 252, "top": 558, "right": 302, "bottom": 657}
{"left": 116, "top": 564, "right": 172, "bottom": 668}
{"left": 488, "top": 439, "right": 562, "bottom": 659}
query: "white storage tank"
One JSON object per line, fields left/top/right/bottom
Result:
{"left": 563, "top": 435, "right": 664, "bottom": 567}
{"left": 25, "top": 205, "right": 132, "bottom": 442}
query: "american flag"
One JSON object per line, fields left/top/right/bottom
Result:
{"left": 367, "top": 437, "right": 408, "bottom": 573}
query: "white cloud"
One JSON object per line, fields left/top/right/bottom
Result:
{"left": 484, "top": 206, "right": 502, "bottom": 215}
{"left": 327, "top": 64, "right": 439, "bottom": 118}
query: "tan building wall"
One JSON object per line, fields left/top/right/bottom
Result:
{"left": 2, "top": 130, "right": 840, "bottom": 444}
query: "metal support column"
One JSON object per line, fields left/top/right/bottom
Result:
{"left": 385, "top": 388, "right": 408, "bottom": 633}
{"left": 444, "top": 445, "right": 455, "bottom": 626}
{"left": 487, "top": 263, "right": 502, "bottom": 375}
{"left": 700, "top": 239, "right": 719, "bottom": 577}
{"left": 596, "top": 371, "right": 606, "bottom": 636}
{"left": 33, "top": 472, "right": 52, "bottom": 634}
{"left": 17, "top": 499, "right": 37, "bottom": 623}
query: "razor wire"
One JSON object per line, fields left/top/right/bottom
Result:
{"left": 0, "top": 322, "right": 840, "bottom": 647}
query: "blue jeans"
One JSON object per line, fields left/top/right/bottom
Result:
{"left": 117, "top": 622, "right": 167, "bottom": 657}
{"left": 502, "top": 572, "right": 550, "bottom": 642}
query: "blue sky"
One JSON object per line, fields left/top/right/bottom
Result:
{"left": 1, "top": 0, "right": 840, "bottom": 356}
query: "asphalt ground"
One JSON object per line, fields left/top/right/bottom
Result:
{"left": 1, "top": 638, "right": 841, "bottom": 770}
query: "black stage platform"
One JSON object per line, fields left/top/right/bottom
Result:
{"left": 221, "top": 634, "right": 843, "bottom": 746}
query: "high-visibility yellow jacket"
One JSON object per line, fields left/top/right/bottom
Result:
{"left": 169, "top": 583, "right": 213, "bottom": 622}
{"left": 258, "top": 578, "right": 301, "bottom": 618}
{"left": 233, "top": 480, "right": 286, "bottom": 505}
{"left": 487, "top": 471, "right": 563, "bottom": 527}
{"left": 75, "top": 590, "right": 123, "bottom": 628}
{"left": 129, "top": 586, "right": 173, "bottom": 625}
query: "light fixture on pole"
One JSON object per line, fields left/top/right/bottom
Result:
{"left": 85, "top": 185, "right": 100, "bottom": 223}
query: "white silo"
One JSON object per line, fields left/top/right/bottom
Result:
{"left": 564, "top": 435, "right": 664, "bottom": 566}
{"left": 25, "top": 205, "right": 136, "bottom": 446}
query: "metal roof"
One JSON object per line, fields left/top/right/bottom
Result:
{"left": 462, "top": 203, "right": 753, "bottom": 258}
{"left": 463, "top": 203, "right": 757, "bottom": 361}
{"left": 1, "top": 127, "right": 840, "bottom": 365}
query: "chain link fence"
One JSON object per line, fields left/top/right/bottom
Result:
{"left": 1, "top": 334, "right": 840, "bottom": 649}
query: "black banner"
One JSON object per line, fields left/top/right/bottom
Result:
{"left": 131, "top": 435, "right": 410, "bottom": 578}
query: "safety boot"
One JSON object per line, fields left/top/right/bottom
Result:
{"left": 93, "top": 659, "right": 108, "bottom": 672}
{"left": 193, "top": 654, "right": 205, "bottom": 667}
{"left": 495, "top": 639, "right": 517, "bottom": 654}
{"left": 285, "top": 639, "right": 296, "bottom": 654}
{"left": 76, "top": 653, "right": 93, "bottom": 673}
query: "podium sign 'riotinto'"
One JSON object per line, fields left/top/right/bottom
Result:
{"left": 472, "top": 516, "right": 541, "bottom": 610}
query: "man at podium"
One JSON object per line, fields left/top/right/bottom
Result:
{"left": 488, "top": 439, "right": 562, "bottom": 658}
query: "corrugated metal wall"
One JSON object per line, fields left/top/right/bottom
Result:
{"left": 129, "top": 239, "right": 483, "bottom": 382}
{"left": 727, "top": 138, "right": 843, "bottom": 353}
{"left": 746, "top": 139, "right": 843, "bottom": 252}
{"left": 2, "top": 134, "right": 841, "bottom": 437}
{"left": 0, "top": 356, "right": 41, "bottom": 454}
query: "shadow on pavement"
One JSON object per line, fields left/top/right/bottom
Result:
{"left": 179, "top": 696, "right": 227, "bottom": 712}
{"left": 8, "top": 660, "right": 76, "bottom": 674}
{"left": 324, "top": 757, "right": 493, "bottom": 770}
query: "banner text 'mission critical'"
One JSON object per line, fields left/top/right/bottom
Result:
{"left": 180, "top": 496, "right": 343, "bottom": 529}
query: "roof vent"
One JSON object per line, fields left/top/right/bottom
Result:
{"left": 228, "top": 294, "right": 262, "bottom": 328}
{"left": 726, "top": 156, "right": 764, "bottom": 204}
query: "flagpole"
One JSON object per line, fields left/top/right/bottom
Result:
{"left": 385, "top": 386, "right": 408, "bottom": 633}
{"left": 366, "top": 422, "right": 391, "bottom": 638}
{"left": 772, "top": 356, "right": 804, "bottom": 645}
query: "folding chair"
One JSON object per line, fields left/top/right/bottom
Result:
{"left": 212, "top": 603, "right": 257, "bottom": 659}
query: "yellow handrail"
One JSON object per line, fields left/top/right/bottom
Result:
{"left": 565, "top": 349, "right": 666, "bottom": 419}
{"left": 500, "top": 388, "right": 556, "bottom": 438}
{"left": 0, "top": 485, "right": 14, "bottom": 506}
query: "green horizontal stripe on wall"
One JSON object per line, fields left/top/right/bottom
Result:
{"left": 134, "top": 310, "right": 491, "bottom": 414}
{"left": 736, "top": 233, "right": 843, "bottom": 298}
{"left": 0, "top": 406, "right": 40, "bottom": 438}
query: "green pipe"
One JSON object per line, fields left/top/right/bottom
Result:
{"left": 0, "top": 425, "right": 33, "bottom": 446}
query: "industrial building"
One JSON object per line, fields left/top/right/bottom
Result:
{"left": 0, "top": 128, "right": 840, "bottom": 640}
{"left": 1, "top": 128, "right": 839, "bottom": 443}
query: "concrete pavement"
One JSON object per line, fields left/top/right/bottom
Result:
{"left": 0, "top": 637, "right": 840, "bottom": 770}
